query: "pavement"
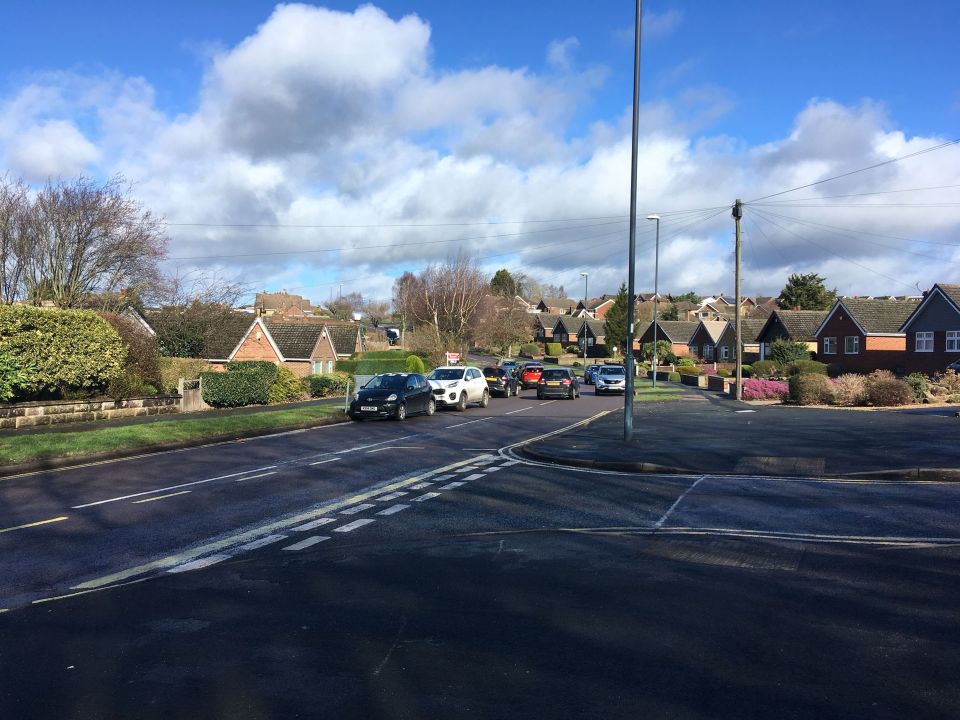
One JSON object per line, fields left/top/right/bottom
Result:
{"left": 522, "top": 382, "right": 960, "bottom": 479}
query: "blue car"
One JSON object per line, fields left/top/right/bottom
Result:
{"left": 583, "top": 364, "right": 601, "bottom": 385}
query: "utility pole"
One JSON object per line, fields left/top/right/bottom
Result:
{"left": 732, "top": 199, "right": 743, "bottom": 401}
{"left": 580, "top": 272, "right": 588, "bottom": 368}
{"left": 624, "top": 0, "right": 643, "bottom": 442}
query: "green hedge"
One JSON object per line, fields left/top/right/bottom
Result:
{"left": 335, "top": 359, "right": 410, "bottom": 375}
{"left": 545, "top": 342, "right": 563, "bottom": 356}
{"left": 358, "top": 349, "right": 411, "bottom": 359}
{"left": 268, "top": 364, "right": 305, "bottom": 403}
{"left": 201, "top": 370, "right": 270, "bottom": 407}
{"left": 785, "top": 359, "right": 828, "bottom": 376}
{"left": 677, "top": 366, "right": 702, "bottom": 376}
{"left": 0, "top": 305, "right": 126, "bottom": 399}
{"left": 519, "top": 343, "right": 539, "bottom": 355}
{"left": 307, "top": 372, "right": 351, "bottom": 397}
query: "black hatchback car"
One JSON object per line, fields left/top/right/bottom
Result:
{"left": 536, "top": 367, "right": 580, "bottom": 399}
{"left": 348, "top": 373, "right": 434, "bottom": 421}
{"left": 483, "top": 366, "right": 519, "bottom": 397}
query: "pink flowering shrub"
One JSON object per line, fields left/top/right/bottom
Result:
{"left": 700, "top": 366, "right": 717, "bottom": 376}
{"left": 742, "top": 378, "right": 789, "bottom": 401}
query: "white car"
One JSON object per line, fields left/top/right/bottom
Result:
{"left": 595, "top": 364, "right": 627, "bottom": 395}
{"left": 427, "top": 366, "right": 490, "bottom": 411}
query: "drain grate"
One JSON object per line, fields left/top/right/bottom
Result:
{"left": 639, "top": 538, "right": 803, "bottom": 571}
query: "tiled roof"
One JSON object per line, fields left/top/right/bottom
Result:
{"left": 206, "top": 313, "right": 257, "bottom": 360}
{"left": 537, "top": 297, "right": 577, "bottom": 309}
{"left": 264, "top": 320, "right": 326, "bottom": 359}
{"left": 534, "top": 313, "right": 561, "bottom": 328}
{"left": 774, "top": 310, "right": 828, "bottom": 342}
{"left": 651, "top": 321, "right": 698, "bottom": 343}
{"left": 583, "top": 319, "right": 606, "bottom": 336}
{"left": 555, "top": 315, "right": 586, "bottom": 334}
{"left": 840, "top": 298, "right": 919, "bottom": 334}
{"left": 938, "top": 284, "right": 960, "bottom": 308}
{"left": 738, "top": 319, "right": 767, "bottom": 343}
{"left": 698, "top": 320, "right": 728, "bottom": 344}
{"left": 327, "top": 324, "right": 360, "bottom": 355}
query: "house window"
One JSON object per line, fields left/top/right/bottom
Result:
{"left": 947, "top": 331, "right": 960, "bottom": 352}
{"left": 327, "top": 360, "right": 334, "bottom": 373}
{"left": 915, "top": 331, "right": 934, "bottom": 352}
{"left": 704, "top": 344, "right": 714, "bottom": 360}
{"left": 844, "top": 336, "right": 859, "bottom": 354}
{"left": 823, "top": 337, "right": 836, "bottom": 355}
{"left": 720, "top": 346, "right": 729, "bottom": 360}
{"left": 690, "top": 344, "right": 698, "bottom": 357}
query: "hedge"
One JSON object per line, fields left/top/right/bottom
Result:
{"left": 159, "top": 357, "right": 211, "bottom": 394}
{"left": 677, "top": 366, "right": 702, "bottom": 376}
{"left": 335, "top": 359, "right": 410, "bottom": 376}
{"left": 358, "top": 349, "right": 411, "bottom": 360}
{"left": 750, "top": 360, "right": 779, "bottom": 379}
{"left": 307, "top": 372, "right": 351, "bottom": 397}
{"left": 789, "top": 373, "right": 834, "bottom": 405}
{"left": 545, "top": 342, "right": 563, "bottom": 356}
{"left": 268, "top": 364, "right": 305, "bottom": 403}
{"left": 785, "top": 359, "right": 828, "bottom": 376}
{"left": 519, "top": 343, "right": 539, "bottom": 355}
{"left": 405, "top": 354, "right": 426, "bottom": 373}
{"left": 0, "top": 305, "right": 126, "bottom": 399}
{"left": 201, "top": 370, "right": 270, "bottom": 407}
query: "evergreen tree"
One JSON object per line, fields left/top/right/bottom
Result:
{"left": 661, "top": 303, "right": 680, "bottom": 321}
{"left": 604, "top": 283, "right": 629, "bottom": 352}
{"left": 490, "top": 268, "right": 518, "bottom": 297}
{"left": 779, "top": 273, "right": 837, "bottom": 310}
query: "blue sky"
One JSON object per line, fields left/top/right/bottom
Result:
{"left": 2, "top": 1, "right": 959, "bottom": 301}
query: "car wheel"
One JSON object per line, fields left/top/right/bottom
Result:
{"left": 537, "top": 391, "right": 543, "bottom": 400}
{"left": 456, "top": 392, "right": 467, "bottom": 412}
{"left": 426, "top": 398, "right": 436, "bottom": 416}
{"left": 394, "top": 403, "right": 406, "bottom": 421}
{"left": 479, "top": 389, "right": 490, "bottom": 408}
{"left": 595, "top": 388, "right": 601, "bottom": 396}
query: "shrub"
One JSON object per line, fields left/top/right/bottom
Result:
{"left": 334, "top": 359, "right": 408, "bottom": 376}
{"left": 359, "top": 349, "right": 409, "bottom": 359}
{"left": 785, "top": 360, "right": 828, "bottom": 376}
{"left": 701, "top": 366, "right": 717, "bottom": 376}
{"left": 572, "top": 361, "right": 581, "bottom": 367}
{"left": 742, "top": 379, "right": 789, "bottom": 401}
{"left": 108, "top": 370, "right": 149, "bottom": 400}
{"left": 100, "top": 312, "right": 162, "bottom": 389}
{"left": 201, "top": 370, "right": 269, "bottom": 407}
{"left": 741, "top": 364, "right": 752, "bottom": 378}
{"left": 545, "top": 342, "right": 563, "bottom": 356}
{"left": 751, "top": 360, "right": 780, "bottom": 379}
{"left": 865, "top": 372, "right": 913, "bottom": 406}
{"left": 0, "top": 350, "right": 31, "bottom": 402}
{"left": 405, "top": 354, "right": 425, "bottom": 373}
{"left": 227, "top": 360, "right": 279, "bottom": 387}
{"left": 0, "top": 305, "right": 125, "bottom": 399}
{"left": 831, "top": 374, "right": 868, "bottom": 406}
{"left": 667, "top": 372, "right": 681, "bottom": 382}
{"left": 677, "top": 358, "right": 695, "bottom": 367}
{"left": 930, "top": 369, "right": 960, "bottom": 397}
{"left": 677, "top": 366, "right": 702, "bottom": 376}
{"left": 903, "top": 373, "right": 929, "bottom": 403}
{"left": 717, "top": 369, "right": 731, "bottom": 377}
{"left": 566, "top": 345, "right": 581, "bottom": 354}
{"left": 789, "top": 373, "right": 835, "bottom": 405}
{"left": 519, "top": 343, "right": 539, "bottom": 356}
{"left": 307, "top": 372, "right": 351, "bottom": 397}
{"left": 268, "top": 364, "right": 305, "bottom": 403}
{"left": 768, "top": 338, "right": 811, "bottom": 365}
{"left": 159, "top": 357, "right": 212, "bottom": 394}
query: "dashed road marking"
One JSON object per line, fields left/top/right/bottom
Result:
{"left": 367, "top": 446, "right": 422, "bottom": 453}
{"left": 235, "top": 471, "right": 278, "bottom": 482}
{"left": 291, "top": 518, "right": 336, "bottom": 532}
{"left": 483, "top": 467, "right": 503, "bottom": 473}
{"left": 167, "top": 555, "right": 230, "bottom": 574}
{"left": 430, "top": 475, "right": 454, "bottom": 483}
{"left": 445, "top": 418, "right": 489, "bottom": 429}
{"left": 410, "top": 481, "right": 434, "bottom": 490}
{"left": 474, "top": 457, "right": 496, "bottom": 466}
{"left": 461, "top": 473, "right": 485, "bottom": 482}
{"left": 237, "top": 534, "right": 287, "bottom": 552}
{"left": 504, "top": 407, "right": 531, "bottom": 415}
{"left": 454, "top": 466, "right": 479, "bottom": 473}
{"left": 283, "top": 536, "right": 330, "bottom": 551}
{"left": 413, "top": 492, "right": 441, "bottom": 502}
{"left": 539, "top": 400, "right": 557, "bottom": 406}
{"left": 334, "top": 519, "right": 376, "bottom": 533}
{"left": 439, "top": 481, "right": 467, "bottom": 490}
{"left": 131, "top": 490, "right": 191, "bottom": 504}
{"left": 735, "top": 409, "right": 756, "bottom": 414}
{"left": 501, "top": 460, "right": 520, "bottom": 466}
{"left": 377, "top": 504, "right": 410, "bottom": 516}
{"left": 0, "top": 516, "right": 68, "bottom": 535}
{"left": 341, "top": 503, "right": 376, "bottom": 515}
{"left": 310, "top": 458, "right": 342, "bottom": 466}
{"left": 375, "top": 491, "right": 408, "bottom": 502}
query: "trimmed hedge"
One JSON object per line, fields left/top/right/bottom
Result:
{"left": 750, "top": 360, "right": 779, "bottom": 379}
{"left": 335, "top": 359, "right": 410, "bottom": 376}
{"left": 668, "top": 372, "right": 681, "bottom": 382}
{"left": 519, "top": 343, "right": 539, "bottom": 355}
{"left": 786, "top": 359, "right": 828, "bottom": 376}
{"left": 201, "top": 370, "right": 269, "bottom": 407}
{"left": 0, "top": 305, "right": 126, "bottom": 399}
{"left": 545, "top": 342, "right": 563, "bottom": 356}
{"left": 405, "top": 354, "right": 426, "bottom": 373}
{"left": 677, "top": 366, "right": 702, "bottom": 376}
{"left": 268, "top": 364, "right": 305, "bottom": 403}
{"left": 307, "top": 372, "right": 351, "bottom": 397}
{"left": 789, "top": 373, "right": 834, "bottom": 405}
{"left": 358, "top": 349, "right": 410, "bottom": 359}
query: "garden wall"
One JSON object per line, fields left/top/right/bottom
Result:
{"left": 0, "top": 396, "right": 180, "bottom": 429}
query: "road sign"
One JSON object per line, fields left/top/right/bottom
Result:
{"left": 445, "top": 352, "right": 461, "bottom": 365}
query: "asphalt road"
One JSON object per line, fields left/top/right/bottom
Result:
{"left": 2, "top": 386, "right": 959, "bottom": 719}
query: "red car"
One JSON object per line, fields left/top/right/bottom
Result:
{"left": 519, "top": 363, "right": 544, "bottom": 389}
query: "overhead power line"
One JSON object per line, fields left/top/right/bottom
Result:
{"left": 749, "top": 183, "right": 960, "bottom": 204}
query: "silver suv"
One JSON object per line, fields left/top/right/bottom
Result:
{"left": 594, "top": 365, "right": 626, "bottom": 395}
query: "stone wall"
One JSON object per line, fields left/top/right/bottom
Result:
{"left": 0, "top": 395, "right": 180, "bottom": 429}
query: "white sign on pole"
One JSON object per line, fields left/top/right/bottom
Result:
{"left": 445, "top": 352, "right": 461, "bottom": 365}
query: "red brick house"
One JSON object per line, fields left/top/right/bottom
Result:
{"left": 551, "top": 315, "right": 586, "bottom": 347}
{"left": 755, "top": 309, "right": 827, "bottom": 360}
{"left": 898, "top": 283, "right": 960, "bottom": 374}
{"left": 637, "top": 321, "right": 696, "bottom": 358}
{"left": 687, "top": 320, "right": 727, "bottom": 361}
{"left": 813, "top": 298, "right": 919, "bottom": 373}
{"left": 535, "top": 297, "right": 577, "bottom": 315}
{"left": 532, "top": 313, "right": 561, "bottom": 343}
{"left": 576, "top": 319, "right": 607, "bottom": 356}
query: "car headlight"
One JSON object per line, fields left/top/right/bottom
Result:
{"left": 353, "top": 392, "right": 360, "bottom": 401}
{"left": 385, "top": 394, "right": 397, "bottom": 401}
{"left": 447, "top": 381, "right": 460, "bottom": 388}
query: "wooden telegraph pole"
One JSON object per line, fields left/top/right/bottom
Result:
{"left": 732, "top": 199, "right": 743, "bottom": 401}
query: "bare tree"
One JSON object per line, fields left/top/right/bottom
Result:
{"left": 24, "top": 176, "right": 168, "bottom": 308}
{"left": 363, "top": 299, "right": 390, "bottom": 328}
{"left": 410, "top": 254, "right": 489, "bottom": 353}
{"left": 473, "top": 296, "right": 534, "bottom": 355}
{"left": 0, "top": 176, "right": 30, "bottom": 303}
{"left": 328, "top": 291, "right": 363, "bottom": 321}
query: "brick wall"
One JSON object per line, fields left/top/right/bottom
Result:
{"left": 904, "top": 330, "right": 960, "bottom": 374}
{"left": 233, "top": 328, "right": 281, "bottom": 362}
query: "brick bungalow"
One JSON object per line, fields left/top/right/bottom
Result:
{"left": 755, "top": 309, "right": 827, "bottom": 360}
{"left": 532, "top": 313, "right": 561, "bottom": 343}
{"left": 716, "top": 318, "right": 766, "bottom": 363}
{"left": 637, "top": 321, "right": 696, "bottom": 358}
{"left": 551, "top": 315, "right": 586, "bottom": 347}
{"left": 576, "top": 319, "right": 607, "bottom": 356}
{"left": 535, "top": 297, "right": 577, "bottom": 315}
{"left": 813, "top": 298, "right": 919, "bottom": 373}
{"left": 898, "top": 283, "right": 960, "bottom": 374}
{"left": 687, "top": 320, "right": 727, "bottom": 361}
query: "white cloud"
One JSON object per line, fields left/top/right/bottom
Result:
{"left": 644, "top": 9, "right": 684, "bottom": 38}
{"left": 5, "top": 120, "right": 100, "bottom": 180}
{"left": 546, "top": 37, "right": 579, "bottom": 71}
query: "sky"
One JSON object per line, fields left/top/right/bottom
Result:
{"left": 2, "top": 0, "right": 959, "bottom": 305}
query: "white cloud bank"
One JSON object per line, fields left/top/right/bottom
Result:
{"left": 1, "top": 3, "right": 958, "bottom": 302}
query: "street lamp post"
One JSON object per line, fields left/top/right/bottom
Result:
{"left": 580, "top": 272, "right": 588, "bottom": 368}
{"left": 646, "top": 214, "right": 660, "bottom": 388}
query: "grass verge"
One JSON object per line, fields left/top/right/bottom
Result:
{"left": 635, "top": 379, "right": 683, "bottom": 402}
{"left": 0, "top": 405, "right": 346, "bottom": 467}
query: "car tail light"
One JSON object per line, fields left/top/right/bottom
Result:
{"left": 561, "top": 378, "right": 571, "bottom": 385}
{"left": 538, "top": 379, "right": 545, "bottom": 385}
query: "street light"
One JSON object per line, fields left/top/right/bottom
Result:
{"left": 646, "top": 215, "right": 660, "bottom": 388}
{"left": 580, "top": 272, "right": 588, "bottom": 368}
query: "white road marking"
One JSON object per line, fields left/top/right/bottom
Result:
{"left": 237, "top": 534, "right": 287, "bottom": 551}
{"left": 454, "top": 466, "right": 479, "bottom": 473}
{"left": 462, "top": 447, "right": 498, "bottom": 450}
{"left": 504, "top": 407, "right": 532, "bottom": 415}
{"left": 429, "top": 474, "right": 454, "bottom": 483}
{"left": 334, "top": 435, "right": 416, "bottom": 456}
{"left": 501, "top": 460, "right": 520, "bottom": 466}
{"left": 410, "top": 481, "right": 434, "bottom": 490}
{"left": 310, "top": 458, "right": 342, "bottom": 466}
{"left": 375, "top": 491, "right": 408, "bottom": 502}
{"left": 71, "top": 465, "right": 280, "bottom": 508}
{"left": 462, "top": 473, "right": 485, "bottom": 482}
{"left": 283, "top": 536, "right": 330, "bottom": 551}
{"left": 235, "top": 471, "right": 278, "bottom": 482}
{"left": 539, "top": 400, "right": 557, "bottom": 406}
{"left": 483, "top": 467, "right": 503, "bottom": 473}
{"left": 377, "top": 504, "right": 410, "bottom": 516}
{"left": 735, "top": 409, "right": 756, "bottom": 414}
{"left": 654, "top": 476, "right": 707, "bottom": 529}
{"left": 367, "top": 446, "right": 422, "bottom": 453}
{"left": 291, "top": 518, "right": 336, "bottom": 532}
{"left": 131, "top": 490, "right": 191, "bottom": 504}
{"left": 167, "top": 555, "right": 230, "bottom": 574}
{"left": 341, "top": 503, "right": 376, "bottom": 515}
{"left": 445, "top": 418, "right": 490, "bottom": 429}
{"left": 473, "top": 457, "right": 496, "bottom": 465}
{"left": 334, "top": 519, "right": 376, "bottom": 533}
{"left": 439, "top": 481, "right": 467, "bottom": 490}
{"left": 413, "top": 492, "right": 441, "bottom": 502}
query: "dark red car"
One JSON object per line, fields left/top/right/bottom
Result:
{"left": 519, "top": 363, "right": 544, "bottom": 389}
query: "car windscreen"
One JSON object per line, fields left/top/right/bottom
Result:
{"left": 364, "top": 374, "right": 408, "bottom": 390}
{"left": 483, "top": 367, "right": 504, "bottom": 377}
{"left": 600, "top": 366, "right": 625, "bottom": 377}
{"left": 541, "top": 369, "right": 569, "bottom": 380}
{"left": 428, "top": 368, "right": 465, "bottom": 381}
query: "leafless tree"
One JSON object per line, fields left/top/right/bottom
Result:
{"left": 473, "top": 296, "right": 534, "bottom": 355}
{"left": 0, "top": 176, "right": 30, "bottom": 303}
{"left": 23, "top": 176, "right": 168, "bottom": 308}
{"left": 363, "top": 299, "right": 390, "bottom": 328}
{"left": 157, "top": 268, "right": 252, "bottom": 309}
{"left": 328, "top": 291, "right": 363, "bottom": 321}
{"left": 409, "top": 254, "right": 489, "bottom": 353}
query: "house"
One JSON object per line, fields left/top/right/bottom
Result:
{"left": 551, "top": 315, "right": 586, "bottom": 347}
{"left": 741, "top": 296, "right": 779, "bottom": 318}
{"left": 532, "top": 313, "right": 561, "bottom": 342}
{"left": 535, "top": 297, "right": 577, "bottom": 315}
{"left": 813, "top": 298, "right": 919, "bottom": 373}
{"left": 687, "top": 300, "right": 729, "bottom": 322}
{"left": 574, "top": 294, "right": 617, "bottom": 319}
{"left": 755, "top": 310, "right": 828, "bottom": 360}
{"left": 253, "top": 291, "right": 313, "bottom": 318}
{"left": 898, "top": 283, "right": 960, "bottom": 374}
{"left": 717, "top": 319, "right": 766, "bottom": 363}
{"left": 637, "top": 321, "right": 697, "bottom": 358}
{"left": 687, "top": 321, "right": 728, "bottom": 361}
{"left": 204, "top": 313, "right": 265, "bottom": 365}
{"left": 576, "top": 319, "right": 607, "bottom": 356}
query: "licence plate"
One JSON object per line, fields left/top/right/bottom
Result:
{"left": 485, "top": 377, "right": 498, "bottom": 382}
{"left": 546, "top": 381, "right": 560, "bottom": 386}
{"left": 360, "top": 405, "right": 378, "bottom": 411}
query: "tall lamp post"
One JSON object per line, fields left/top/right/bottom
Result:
{"left": 580, "top": 272, "right": 589, "bottom": 368}
{"left": 624, "top": 0, "right": 643, "bottom": 442}
{"left": 646, "top": 214, "right": 661, "bottom": 388}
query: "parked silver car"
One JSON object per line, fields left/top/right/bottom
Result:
{"left": 594, "top": 365, "right": 626, "bottom": 395}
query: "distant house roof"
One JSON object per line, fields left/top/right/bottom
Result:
{"left": 537, "top": 297, "right": 577, "bottom": 311}
{"left": 695, "top": 320, "right": 728, "bottom": 344}
{"left": 263, "top": 320, "right": 327, "bottom": 360}
{"left": 645, "top": 321, "right": 698, "bottom": 344}
{"left": 534, "top": 313, "right": 561, "bottom": 329}
{"left": 761, "top": 309, "right": 829, "bottom": 343}
{"left": 579, "top": 319, "right": 606, "bottom": 337}
{"left": 817, "top": 298, "right": 919, "bottom": 336}
{"left": 738, "top": 318, "right": 768, "bottom": 343}
{"left": 256, "top": 291, "right": 311, "bottom": 313}
{"left": 554, "top": 315, "right": 586, "bottom": 335}
{"left": 327, "top": 324, "right": 362, "bottom": 355}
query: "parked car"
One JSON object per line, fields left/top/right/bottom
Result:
{"left": 519, "top": 363, "right": 545, "bottom": 389}
{"left": 483, "top": 366, "right": 519, "bottom": 397}
{"left": 349, "top": 373, "right": 434, "bottom": 421}
{"left": 537, "top": 367, "right": 580, "bottom": 399}
{"left": 948, "top": 359, "right": 960, "bottom": 372}
{"left": 427, "top": 366, "right": 490, "bottom": 410}
{"left": 583, "top": 364, "right": 601, "bottom": 385}
{"left": 595, "top": 364, "right": 627, "bottom": 395}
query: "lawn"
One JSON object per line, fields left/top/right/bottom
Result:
{"left": 634, "top": 378, "right": 683, "bottom": 402}
{"left": 0, "top": 404, "right": 346, "bottom": 467}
